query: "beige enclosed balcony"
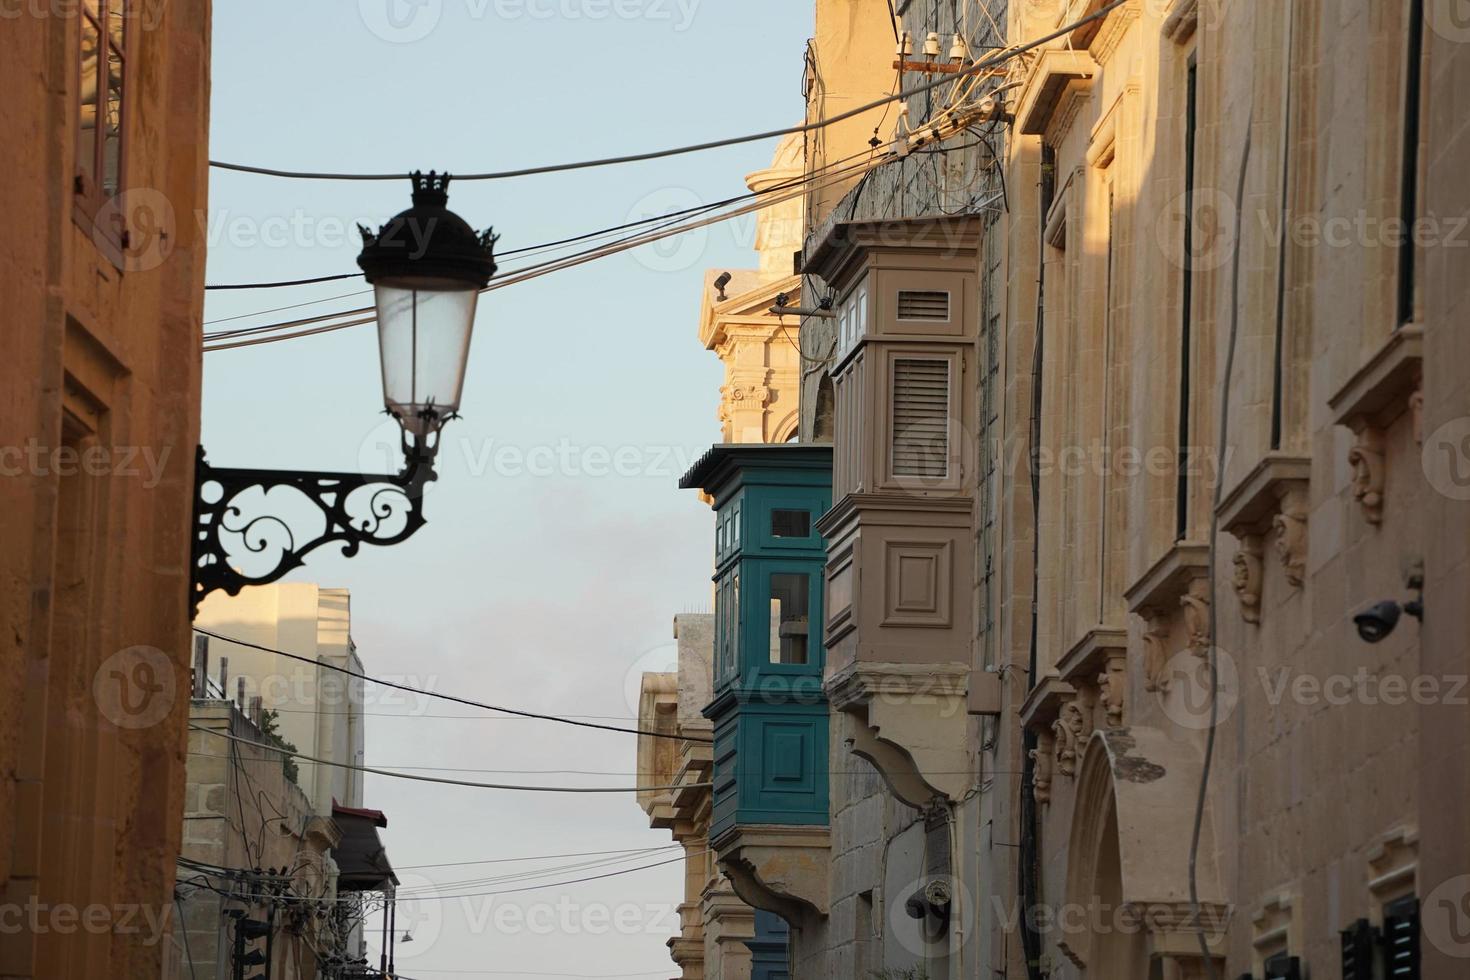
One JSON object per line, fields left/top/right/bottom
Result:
{"left": 804, "top": 216, "right": 999, "bottom": 809}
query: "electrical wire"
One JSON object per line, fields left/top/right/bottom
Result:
{"left": 201, "top": 142, "right": 892, "bottom": 339}
{"left": 189, "top": 724, "right": 712, "bottom": 794}
{"left": 206, "top": 1, "right": 1124, "bottom": 183}
{"left": 1190, "top": 84, "right": 1254, "bottom": 980}
{"left": 208, "top": 272, "right": 362, "bottom": 291}
{"left": 191, "top": 626, "right": 711, "bottom": 744}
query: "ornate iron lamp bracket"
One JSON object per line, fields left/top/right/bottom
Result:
{"left": 189, "top": 444, "right": 437, "bottom": 618}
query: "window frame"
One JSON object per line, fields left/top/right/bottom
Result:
{"left": 74, "top": 0, "right": 133, "bottom": 264}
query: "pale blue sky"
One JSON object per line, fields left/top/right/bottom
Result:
{"left": 204, "top": 2, "right": 815, "bottom": 975}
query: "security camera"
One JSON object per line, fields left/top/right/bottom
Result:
{"left": 1354, "top": 600, "right": 1403, "bottom": 643}
{"left": 713, "top": 271, "right": 732, "bottom": 301}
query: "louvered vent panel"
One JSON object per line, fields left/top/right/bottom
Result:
{"left": 1384, "top": 897, "right": 1421, "bottom": 979}
{"left": 896, "top": 289, "right": 950, "bottom": 320}
{"left": 891, "top": 358, "right": 949, "bottom": 479}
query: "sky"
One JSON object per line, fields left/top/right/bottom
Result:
{"left": 203, "top": 2, "right": 816, "bottom": 976}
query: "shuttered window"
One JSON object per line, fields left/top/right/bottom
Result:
{"left": 1340, "top": 919, "right": 1376, "bottom": 980}
{"left": 1383, "top": 896, "right": 1421, "bottom": 979}
{"left": 896, "top": 289, "right": 950, "bottom": 320}
{"left": 891, "top": 357, "right": 950, "bottom": 479}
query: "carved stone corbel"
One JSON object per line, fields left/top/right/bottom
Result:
{"left": 1410, "top": 384, "right": 1425, "bottom": 445}
{"left": 1232, "top": 536, "right": 1264, "bottom": 624}
{"left": 1217, "top": 455, "right": 1312, "bottom": 617}
{"left": 1099, "top": 657, "right": 1126, "bottom": 728}
{"left": 1031, "top": 731, "right": 1055, "bottom": 805}
{"left": 1271, "top": 488, "right": 1309, "bottom": 588}
{"left": 1180, "top": 576, "right": 1212, "bottom": 657}
{"left": 1328, "top": 325, "right": 1422, "bottom": 528}
{"left": 1347, "top": 428, "right": 1386, "bottom": 525}
{"left": 1053, "top": 699, "right": 1091, "bottom": 778}
{"left": 1142, "top": 615, "right": 1172, "bottom": 693}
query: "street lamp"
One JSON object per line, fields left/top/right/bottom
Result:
{"left": 190, "top": 172, "right": 497, "bottom": 618}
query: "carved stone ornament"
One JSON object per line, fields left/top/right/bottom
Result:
{"left": 1232, "top": 536, "right": 1264, "bottom": 625}
{"left": 1271, "top": 491, "right": 1309, "bottom": 588}
{"left": 1142, "top": 616, "right": 1172, "bottom": 693}
{"left": 1099, "top": 657, "right": 1127, "bottom": 728}
{"left": 1031, "top": 731, "right": 1055, "bottom": 805}
{"left": 1410, "top": 384, "right": 1425, "bottom": 445}
{"left": 1053, "top": 700, "right": 1092, "bottom": 779}
{"left": 1179, "top": 576, "right": 1212, "bottom": 657}
{"left": 1347, "top": 428, "right": 1386, "bottom": 525}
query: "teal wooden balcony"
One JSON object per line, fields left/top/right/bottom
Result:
{"left": 680, "top": 444, "right": 832, "bottom": 843}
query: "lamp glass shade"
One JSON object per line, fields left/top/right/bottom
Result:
{"left": 373, "top": 282, "right": 478, "bottom": 439}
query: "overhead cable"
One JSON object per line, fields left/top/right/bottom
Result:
{"left": 205, "top": 0, "right": 1123, "bottom": 182}
{"left": 191, "top": 626, "right": 711, "bottom": 743}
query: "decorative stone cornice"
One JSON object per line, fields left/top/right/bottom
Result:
{"left": 1217, "top": 454, "right": 1312, "bottom": 618}
{"left": 1057, "top": 627, "right": 1129, "bottom": 729}
{"left": 1124, "top": 543, "right": 1211, "bottom": 690}
{"left": 1329, "top": 325, "right": 1424, "bottom": 525}
{"left": 1020, "top": 674, "right": 1078, "bottom": 806}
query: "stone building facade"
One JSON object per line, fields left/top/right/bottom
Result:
{"left": 670, "top": 0, "right": 1470, "bottom": 978}
{"left": 0, "top": 4, "right": 211, "bottom": 977}
{"left": 170, "top": 698, "right": 339, "bottom": 980}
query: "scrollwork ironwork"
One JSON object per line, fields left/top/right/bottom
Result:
{"left": 190, "top": 446, "right": 436, "bottom": 617}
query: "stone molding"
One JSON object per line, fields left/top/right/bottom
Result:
{"left": 1366, "top": 825, "right": 1419, "bottom": 905}
{"left": 1017, "top": 49, "right": 1098, "bottom": 136}
{"left": 1329, "top": 325, "right": 1424, "bottom": 526}
{"left": 826, "top": 661, "right": 972, "bottom": 806}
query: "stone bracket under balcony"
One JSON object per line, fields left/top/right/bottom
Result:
{"left": 826, "top": 661, "right": 972, "bottom": 807}
{"left": 713, "top": 824, "right": 830, "bottom": 927}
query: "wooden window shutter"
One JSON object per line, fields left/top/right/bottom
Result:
{"left": 1262, "top": 953, "right": 1300, "bottom": 980}
{"left": 1340, "top": 919, "right": 1377, "bottom": 980}
{"left": 1383, "top": 896, "right": 1422, "bottom": 979}
{"left": 891, "top": 357, "right": 950, "bottom": 479}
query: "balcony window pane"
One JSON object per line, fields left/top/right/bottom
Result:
{"left": 769, "top": 573, "right": 809, "bottom": 665}
{"left": 771, "top": 508, "right": 810, "bottom": 538}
